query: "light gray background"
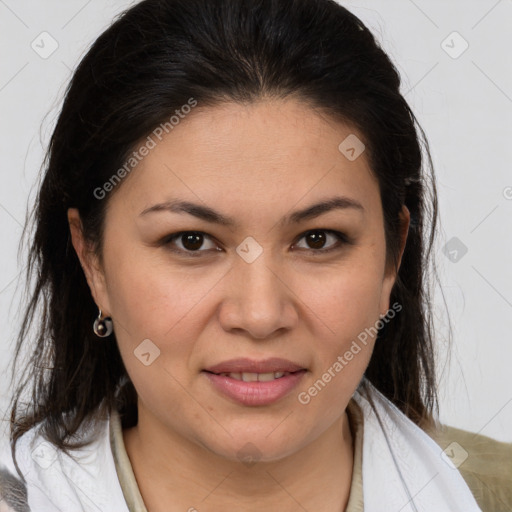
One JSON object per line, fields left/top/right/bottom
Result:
{"left": 0, "top": 0, "right": 511, "bottom": 442}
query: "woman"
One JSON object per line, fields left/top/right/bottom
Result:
{"left": 0, "top": 0, "right": 510, "bottom": 510}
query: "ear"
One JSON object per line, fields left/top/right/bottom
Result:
{"left": 379, "top": 204, "right": 410, "bottom": 315}
{"left": 67, "top": 208, "right": 112, "bottom": 316}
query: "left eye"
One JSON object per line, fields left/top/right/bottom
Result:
{"left": 293, "top": 230, "right": 347, "bottom": 253}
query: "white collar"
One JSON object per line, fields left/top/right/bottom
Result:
{"left": 1, "top": 380, "right": 481, "bottom": 511}
{"left": 353, "top": 378, "right": 482, "bottom": 512}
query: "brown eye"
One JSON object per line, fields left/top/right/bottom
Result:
{"left": 294, "top": 229, "right": 348, "bottom": 253}
{"left": 305, "top": 231, "right": 327, "bottom": 249}
{"left": 181, "top": 232, "right": 205, "bottom": 251}
{"left": 163, "top": 231, "right": 218, "bottom": 254}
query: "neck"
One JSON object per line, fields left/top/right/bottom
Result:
{"left": 123, "top": 403, "right": 354, "bottom": 512}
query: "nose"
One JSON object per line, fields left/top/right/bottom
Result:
{"left": 218, "top": 255, "right": 299, "bottom": 339}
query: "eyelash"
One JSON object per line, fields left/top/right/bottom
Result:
{"left": 159, "top": 229, "right": 351, "bottom": 257}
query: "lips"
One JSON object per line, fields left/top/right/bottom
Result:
{"left": 202, "top": 358, "right": 308, "bottom": 406}
{"left": 203, "top": 370, "right": 307, "bottom": 406}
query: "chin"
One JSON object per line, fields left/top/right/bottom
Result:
{"left": 198, "top": 428, "right": 303, "bottom": 466}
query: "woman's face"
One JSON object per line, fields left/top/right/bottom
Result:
{"left": 70, "top": 98, "right": 408, "bottom": 462}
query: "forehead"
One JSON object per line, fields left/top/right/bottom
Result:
{"left": 107, "top": 98, "right": 380, "bottom": 220}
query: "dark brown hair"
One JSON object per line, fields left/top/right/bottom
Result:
{"left": 8, "top": 0, "right": 443, "bottom": 479}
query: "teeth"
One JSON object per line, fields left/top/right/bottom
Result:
{"left": 218, "top": 371, "right": 291, "bottom": 381}
{"left": 258, "top": 372, "right": 278, "bottom": 382}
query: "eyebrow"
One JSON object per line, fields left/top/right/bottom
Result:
{"left": 139, "top": 196, "right": 364, "bottom": 227}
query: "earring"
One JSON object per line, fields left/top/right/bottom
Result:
{"left": 93, "top": 309, "right": 113, "bottom": 337}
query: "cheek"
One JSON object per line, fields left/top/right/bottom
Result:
{"left": 294, "top": 260, "right": 384, "bottom": 343}
{"left": 105, "top": 256, "right": 211, "bottom": 418}
{"left": 104, "top": 244, "right": 226, "bottom": 341}
{"left": 290, "top": 253, "right": 385, "bottom": 401}
{"left": 293, "top": 270, "right": 381, "bottom": 414}
{"left": 103, "top": 247, "right": 234, "bottom": 408}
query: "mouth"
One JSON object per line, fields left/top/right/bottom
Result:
{"left": 201, "top": 358, "right": 308, "bottom": 406}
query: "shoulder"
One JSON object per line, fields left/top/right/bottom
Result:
{"left": 428, "top": 424, "right": 512, "bottom": 512}
{"left": 0, "top": 412, "right": 129, "bottom": 512}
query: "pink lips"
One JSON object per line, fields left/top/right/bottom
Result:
{"left": 202, "top": 357, "right": 307, "bottom": 406}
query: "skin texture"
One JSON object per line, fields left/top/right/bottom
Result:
{"left": 68, "top": 98, "right": 409, "bottom": 511}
